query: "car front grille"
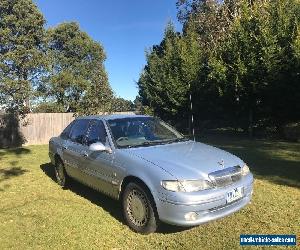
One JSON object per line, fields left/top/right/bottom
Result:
{"left": 208, "top": 166, "right": 242, "bottom": 187}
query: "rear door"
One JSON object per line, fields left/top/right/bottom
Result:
{"left": 62, "top": 119, "right": 90, "bottom": 181}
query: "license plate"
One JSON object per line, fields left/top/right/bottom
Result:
{"left": 226, "top": 187, "right": 244, "bottom": 203}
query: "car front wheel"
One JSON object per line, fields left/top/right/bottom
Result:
{"left": 122, "top": 182, "right": 158, "bottom": 234}
{"left": 54, "top": 159, "right": 69, "bottom": 188}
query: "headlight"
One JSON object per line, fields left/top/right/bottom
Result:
{"left": 161, "top": 179, "right": 213, "bottom": 192}
{"left": 241, "top": 164, "right": 250, "bottom": 176}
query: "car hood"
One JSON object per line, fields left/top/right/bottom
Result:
{"left": 127, "top": 141, "right": 244, "bottom": 180}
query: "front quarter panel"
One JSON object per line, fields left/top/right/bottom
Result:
{"left": 49, "top": 137, "right": 64, "bottom": 165}
{"left": 114, "top": 149, "right": 175, "bottom": 203}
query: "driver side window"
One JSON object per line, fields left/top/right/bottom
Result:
{"left": 86, "top": 120, "right": 107, "bottom": 146}
{"left": 69, "top": 119, "right": 89, "bottom": 144}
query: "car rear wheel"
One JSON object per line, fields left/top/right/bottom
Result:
{"left": 54, "top": 159, "right": 69, "bottom": 188}
{"left": 122, "top": 182, "right": 158, "bottom": 234}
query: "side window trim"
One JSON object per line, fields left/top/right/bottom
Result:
{"left": 103, "top": 120, "right": 116, "bottom": 149}
{"left": 84, "top": 119, "right": 97, "bottom": 146}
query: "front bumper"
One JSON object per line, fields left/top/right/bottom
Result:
{"left": 156, "top": 174, "right": 253, "bottom": 227}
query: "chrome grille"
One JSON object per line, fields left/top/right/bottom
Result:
{"left": 209, "top": 166, "right": 242, "bottom": 187}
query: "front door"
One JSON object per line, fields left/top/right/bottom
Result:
{"left": 80, "top": 120, "right": 119, "bottom": 198}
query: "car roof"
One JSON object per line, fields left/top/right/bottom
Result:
{"left": 76, "top": 114, "right": 151, "bottom": 121}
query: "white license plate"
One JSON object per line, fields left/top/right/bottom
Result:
{"left": 226, "top": 187, "right": 244, "bottom": 203}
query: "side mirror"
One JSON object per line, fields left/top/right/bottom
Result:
{"left": 89, "top": 142, "right": 106, "bottom": 152}
{"left": 89, "top": 142, "right": 112, "bottom": 153}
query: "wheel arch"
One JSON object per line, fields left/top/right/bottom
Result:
{"left": 120, "top": 175, "right": 159, "bottom": 217}
{"left": 54, "top": 153, "right": 63, "bottom": 164}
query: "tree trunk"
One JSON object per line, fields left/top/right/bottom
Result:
{"left": 248, "top": 107, "right": 253, "bottom": 138}
{"left": 25, "top": 98, "right": 30, "bottom": 111}
{"left": 22, "top": 72, "right": 30, "bottom": 112}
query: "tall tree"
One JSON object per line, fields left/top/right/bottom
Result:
{"left": 138, "top": 22, "right": 202, "bottom": 128}
{"left": 111, "top": 97, "right": 134, "bottom": 112}
{"left": 176, "top": 0, "right": 299, "bottom": 135}
{"left": 0, "top": 0, "right": 46, "bottom": 116}
{"left": 212, "top": 1, "right": 277, "bottom": 135}
{"left": 41, "top": 22, "right": 113, "bottom": 114}
{"left": 264, "top": 0, "right": 300, "bottom": 130}
{"left": 212, "top": 0, "right": 300, "bottom": 135}
{"left": 177, "top": 0, "right": 233, "bottom": 51}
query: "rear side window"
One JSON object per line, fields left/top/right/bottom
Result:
{"left": 60, "top": 120, "right": 75, "bottom": 140}
{"left": 69, "top": 119, "right": 90, "bottom": 144}
{"left": 86, "top": 120, "right": 107, "bottom": 146}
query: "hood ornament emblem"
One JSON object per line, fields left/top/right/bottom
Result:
{"left": 218, "top": 159, "right": 225, "bottom": 169}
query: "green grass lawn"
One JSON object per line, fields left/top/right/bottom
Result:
{"left": 0, "top": 137, "right": 299, "bottom": 249}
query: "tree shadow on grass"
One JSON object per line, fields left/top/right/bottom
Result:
{"left": 0, "top": 167, "right": 28, "bottom": 191}
{"left": 0, "top": 147, "right": 31, "bottom": 161}
{"left": 0, "top": 167, "right": 28, "bottom": 182}
{"left": 0, "top": 147, "right": 30, "bottom": 191}
{"left": 40, "top": 162, "right": 191, "bottom": 234}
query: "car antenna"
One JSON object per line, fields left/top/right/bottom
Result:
{"left": 189, "top": 83, "right": 195, "bottom": 142}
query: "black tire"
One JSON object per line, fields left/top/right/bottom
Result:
{"left": 54, "top": 159, "right": 69, "bottom": 188}
{"left": 122, "top": 182, "right": 158, "bottom": 234}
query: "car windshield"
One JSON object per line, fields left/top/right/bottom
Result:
{"left": 107, "top": 117, "right": 187, "bottom": 148}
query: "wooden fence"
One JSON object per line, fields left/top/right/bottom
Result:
{"left": 0, "top": 112, "right": 134, "bottom": 147}
{"left": 21, "top": 113, "right": 75, "bottom": 145}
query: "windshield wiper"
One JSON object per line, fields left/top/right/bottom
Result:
{"left": 133, "top": 140, "right": 169, "bottom": 148}
{"left": 164, "top": 137, "right": 189, "bottom": 144}
{"left": 140, "top": 141, "right": 163, "bottom": 146}
{"left": 120, "top": 138, "right": 189, "bottom": 149}
{"left": 141, "top": 138, "right": 189, "bottom": 146}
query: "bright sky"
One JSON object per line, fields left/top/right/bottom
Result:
{"left": 34, "top": 0, "right": 181, "bottom": 101}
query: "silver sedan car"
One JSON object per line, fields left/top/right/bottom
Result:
{"left": 49, "top": 114, "right": 253, "bottom": 233}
